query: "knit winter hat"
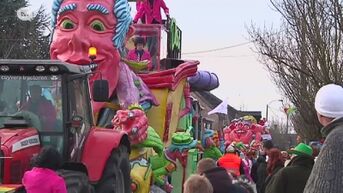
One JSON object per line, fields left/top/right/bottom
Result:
{"left": 315, "top": 84, "right": 343, "bottom": 118}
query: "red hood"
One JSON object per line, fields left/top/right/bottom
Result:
{"left": 0, "top": 128, "right": 39, "bottom": 147}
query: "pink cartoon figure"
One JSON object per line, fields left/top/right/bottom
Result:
{"left": 133, "top": 0, "right": 170, "bottom": 24}
{"left": 50, "top": 0, "right": 159, "bottom": 145}
{"left": 126, "top": 37, "right": 152, "bottom": 70}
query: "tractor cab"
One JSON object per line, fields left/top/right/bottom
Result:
{"left": 0, "top": 60, "right": 98, "bottom": 184}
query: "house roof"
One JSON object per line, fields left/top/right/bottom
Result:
{"left": 192, "top": 91, "right": 237, "bottom": 111}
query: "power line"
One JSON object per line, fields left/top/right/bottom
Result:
{"left": 182, "top": 41, "right": 252, "bottom": 55}
{"left": 183, "top": 54, "right": 253, "bottom": 58}
{"left": 182, "top": 29, "right": 287, "bottom": 56}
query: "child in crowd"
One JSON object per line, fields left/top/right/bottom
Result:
{"left": 184, "top": 174, "right": 213, "bottom": 193}
{"left": 22, "top": 146, "right": 67, "bottom": 193}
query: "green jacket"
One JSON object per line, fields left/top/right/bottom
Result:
{"left": 265, "top": 155, "right": 314, "bottom": 193}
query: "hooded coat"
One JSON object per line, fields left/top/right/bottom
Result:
{"left": 265, "top": 155, "right": 314, "bottom": 193}
{"left": 260, "top": 164, "right": 283, "bottom": 193}
{"left": 22, "top": 167, "right": 67, "bottom": 193}
{"left": 203, "top": 167, "right": 248, "bottom": 193}
{"left": 203, "top": 167, "right": 233, "bottom": 193}
{"left": 253, "top": 156, "right": 268, "bottom": 193}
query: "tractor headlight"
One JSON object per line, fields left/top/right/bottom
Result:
{"left": 49, "top": 66, "right": 59, "bottom": 72}
{"left": 0, "top": 65, "right": 9, "bottom": 72}
{"left": 35, "top": 65, "right": 45, "bottom": 72}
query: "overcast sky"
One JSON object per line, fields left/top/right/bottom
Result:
{"left": 28, "top": 0, "right": 286, "bottom": 119}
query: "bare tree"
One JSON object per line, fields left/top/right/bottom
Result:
{"left": 249, "top": 0, "right": 343, "bottom": 140}
{"left": 269, "top": 119, "right": 297, "bottom": 149}
{"left": 0, "top": 1, "right": 50, "bottom": 59}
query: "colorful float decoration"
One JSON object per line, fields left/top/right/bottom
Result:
{"left": 201, "top": 129, "right": 223, "bottom": 160}
{"left": 223, "top": 116, "right": 270, "bottom": 150}
{"left": 50, "top": 0, "right": 219, "bottom": 192}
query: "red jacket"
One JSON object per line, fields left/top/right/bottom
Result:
{"left": 23, "top": 97, "right": 57, "bottom": 130}
{"left": 23, "top": 167, "right": 67, "bottom": 193}
{"left": 217, "top": 153, "right": 242, "bottom": 176}
{"left": 134, "top": 0, "right": 169, "bottom": 24}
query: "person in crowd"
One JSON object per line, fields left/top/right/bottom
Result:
{"left": 127, "top": 37, "right": 152, "bottom": 70}
{"left": 296, "top": 135, "right": 303, "bottom": 144}
{"left": 309, "top": 141, "right": 321, "bottom": 162}
{"left": 304, "top": 84, "right": 343, "bottom": 193}
{"left": 184, "top": 174, "right": 213, "bottom": 193}
{"left": 217, "top": 145, "right": 245, "bottom": 178}
{"left": 260, "top": 148, "right": 284, "bottom": 193}
{"left": 22, "top": 146, "right": 67, "bottom": 193}
{"left": 23, "top": 85, "right": 57, "bottom": 130}
{"left": 234, "top": 181, "right": 255, "bottom": 193}
{"left": 133, "top": 0, "right": 169, "bottom": 24}
{"left": 262, "top": 140, "right": 274, "bottom": 157}
{"left": 265, "top": 143, "right": 314, "bottom": 193}
{"left": 197, "top": 158, "right": 233, "bottom": 193}
{"left": 252, "top": 140, "right": 273, "bottom": 193}
{"left": 241, "top": 151, "right": 253, "bottom": 182}
{"left": 281, "top": 151, "right": 291, "bottom": 166}
{"left": 251, "top": 151, "right": 267, "bottom": 193}
{"left": 197, "top": 158, "right": 250, "bottom": 193}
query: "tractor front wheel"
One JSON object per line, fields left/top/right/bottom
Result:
{"left": 59, "top": 169, "right": 95, "bottom": 193}
{"left": 95, "top": 145, "right": 131, "bottom": 193}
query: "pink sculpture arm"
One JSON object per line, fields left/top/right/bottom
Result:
{"left": 112, "top": 109, "right": 148, "bottom": 145}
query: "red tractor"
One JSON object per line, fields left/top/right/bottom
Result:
{"left": 0, "top": 60, "right": 131, "bottom": 193}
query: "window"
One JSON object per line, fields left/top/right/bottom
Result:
{"left": 68, "top": 77, "right": 92, "bottom": 161}
{"left": 0, "top": 75, "right": 64, "bottom": 152}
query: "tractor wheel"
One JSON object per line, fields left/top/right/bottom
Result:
{"left": 95, "top": 145, "right": 131, "bottom": 193}
{"left": 59, "top": 169, "right": 95, "bottom": 193}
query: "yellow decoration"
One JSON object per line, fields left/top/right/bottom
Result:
{"left": 128, "top": 103, "right": 144, "bottom": 111}
{"left": 243, "top": 115, "right": 257, "bottom": 124}
{"left": 165, "top": 80, "right": 186, "bottom": 146}
{"left": 0, "top": 186, "right": 16, "bottom": 193}
{"left": 130, "top": 147, "right": 147, "bottom": 161}
{"left": 131, "top": 163, "right": 152, "bottom": 193}
{"left": 146, "top": 79, "right": 187, "bottom": 146}
{"left": 146, "top": 88, "right": 169, "bottom": 139}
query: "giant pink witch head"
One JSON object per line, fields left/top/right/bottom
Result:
{"left": 50, "top": 0, "right": 133, "bottom": 112}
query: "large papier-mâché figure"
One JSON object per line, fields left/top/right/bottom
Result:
{"left": 223, "top": 117, "right": 267, "bottom": 148}
{"left": 50, "top": 0, "right": 158, "bottom": 145}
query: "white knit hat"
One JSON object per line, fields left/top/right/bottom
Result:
{"left": 315, "top": 84, "right": 343, "bottom": 118}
